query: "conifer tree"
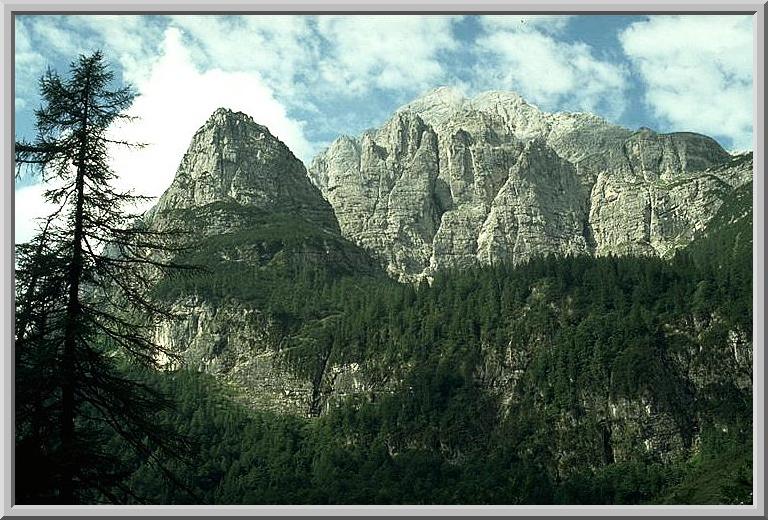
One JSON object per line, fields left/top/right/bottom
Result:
{"left": 15, "top": 51, "right": 191, "bottom": 504}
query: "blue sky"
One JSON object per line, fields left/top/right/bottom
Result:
{"left": 14, "top": 14, "right": 754, "bottom": 243}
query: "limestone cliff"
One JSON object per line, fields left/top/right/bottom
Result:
{"left": 149, "top": 108, "right": 339, "bottom": 235}
{"left": 309, "top": 87, "right": 752, "bottom": 281}
{"left": 146, "top": 109, "right": 383, "bottom": 415}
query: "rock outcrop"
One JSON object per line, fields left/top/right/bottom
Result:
{"left": 133, "top": 102, "right": 753, "bottom": 482}
{"left": 149, "top": 108, "right": 339, "bottom": 235}
{"left": 146, "top": 109, "right": 383, "bottom": 415}
{"left": 145, "top": 102, "right": 752, "bottom": 434}
{"left": 309, "top": 87, "right": 752, "bottom": 281}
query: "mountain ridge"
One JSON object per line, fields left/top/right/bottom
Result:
{"left": 308, "top": 87, "right": 751, "bottom": 281}
{"left": 140, "top": 92, "right": 753, "bottom": 415}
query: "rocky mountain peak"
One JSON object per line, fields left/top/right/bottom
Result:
{"left": 198, "top": 107, "right": 274, "bottom": 143}
{"left": 397, "top": 86, "right": 468, "bottom": 124}
{"left": 150, "top": 108, "right": 339, "bottom": 233}
{"left": 397, "top": 87, "right": 537, "bottom": 130}
{"left": 209, "top": 106, "right": 257, "bottom": 121}
{"left": 309, "top": 88, "right": 751, "bottom": 281}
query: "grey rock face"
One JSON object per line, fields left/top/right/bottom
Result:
{"left": 145, "top": 109, "right": 382, "bottom": 414}
{"left": 154, "top": 297, "right": 389, "bottom": 416}
{"left": 144, "top": 101, "right": 752, "bottom": 439}
{"left": 475, "top": 139, "right": 588, "bottom": 267}
{"left": 309, "top": 87, "right": 752, "bottom": 281}
{"left": 589, "top": 151, "right": 751, "bottom": 258}
{"left": 154, "top": 297, "right": 313, "bottom": 415}
{"left": 310, "top": 112, "right": 443, "bottom": 279}
{"left": 151, "top": 108, "right": 339, "bottom": 234}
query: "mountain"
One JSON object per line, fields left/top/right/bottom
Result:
{"left": 130, "top": 102, "right": 752, "bottom": 504}
{"left": 144, "top": 109, "right": 383, "bottom": 412}
{"left": 309, "top": 87, "right": 752, "bottom": 281}
{"left": 149, "top": 107, "right": 339, "bottom": 234}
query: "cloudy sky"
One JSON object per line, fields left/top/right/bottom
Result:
{"left": 14, "top": 14, "right": 754, "bottom": 244}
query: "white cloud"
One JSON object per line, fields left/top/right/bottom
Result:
{"left": 18, "top": 15, "right": 166, "bottom": 86}
{"left": 14, "top": 19, "right": 45, "bottom": 109}
{"left": 475, "top": 18, "right": 628, "bottom": 118}
{"left": 168, "top": 15, "right": 318, "bottom": 103}
{"left": 170, "top": 15, "right": 463, "bottom": 99}
{"left": 108, "top": 27, "right": 314, "bottom": 205}
{"left": 316, "top": 15, "right": 461, "bottom": 95}
{"left": 14, "top": 184, "right": 56, "bottom": 245}
{"left": 620, "top": 15, "right": 753, "bottom": 150}
{"left": 23, "top": 16, "right": 83, "bottom": 57}
{"left": 70, "top": 15, "right": 166, "bottom": 84}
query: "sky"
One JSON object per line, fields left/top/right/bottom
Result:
{"left": 14, "top": 14, "right": 755, "bottom": 244}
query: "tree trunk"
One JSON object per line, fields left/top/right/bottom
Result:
{"left": 59, "top": 79, "right": 89, "bottom": 504}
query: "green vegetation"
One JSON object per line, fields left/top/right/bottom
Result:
{"left": 16, "top": 51, "right": 752, "bottom": 508}
{"left": 101, "top": 182, "right": 752, "bottom": 505}
{"left": 153, "top": 203, "right": 380, "bottom": 308}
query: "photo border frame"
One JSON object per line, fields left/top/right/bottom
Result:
{"left": 1, "top": 1, "right": 765, "bottom": 517}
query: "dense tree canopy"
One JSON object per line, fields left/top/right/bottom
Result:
{"left": 116, "top": 181, "right": 753, "bottom": 505}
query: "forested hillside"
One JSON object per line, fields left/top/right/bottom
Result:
{"left": 100, "top": 181, "right": 752, "bottom": 505}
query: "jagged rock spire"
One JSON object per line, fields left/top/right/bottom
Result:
{"left": 152, "top": 108, "right": 339, "bottom": 233}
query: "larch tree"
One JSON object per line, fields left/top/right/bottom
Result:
{"left": 15, "top": 51, "right": 193, "bottom": 504}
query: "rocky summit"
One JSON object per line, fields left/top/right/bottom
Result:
{"left": 149, "top": 108, "right": 339, "bottom": 235}
{"left": 126, "top": 94, "right": 753, "bottom": 503}
{"left": 16, "top": 35, "right": 755, "bottom": 505}
{"left": 145, "top": 108, "right": 381, "bottom": 412}
{"left": 309, "top": 86, "right": 752, "bottom": 281}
